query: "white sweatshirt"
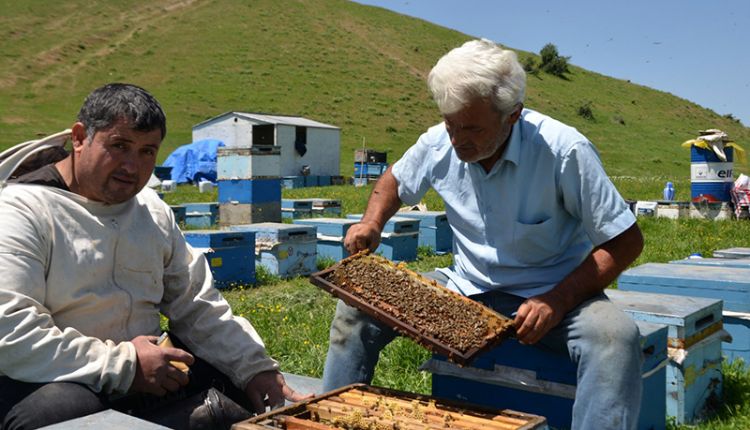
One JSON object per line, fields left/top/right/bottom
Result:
{"left": 0, "top": 178, "right": 278, "bottom": 395}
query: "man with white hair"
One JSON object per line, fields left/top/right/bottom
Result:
{"left": 0, "top": 83, "right": 307, "bottom": 429}
{"left": 323, "top": 39, "right": 644, "bottom": 429}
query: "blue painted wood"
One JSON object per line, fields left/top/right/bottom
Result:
{"left": 230, "top": 222, "right": 316, "bottom": 243}
{"left": 430, "top": 319, "right": 667, "bottom": 430}
{"left": 393, "top": 211, "right": 452, "bottom": 253}
{"left": 281, "top": 209, "right": 312, "bottom": 220}
{"left": 230, "top": 224, "right": 317, "bottom": 277}
{"left": 282, "top": 176, "right": 305, "bottom": 189}
{"left": 605, "top": 289, "right": 723, "bottom": 424}
{"left": 294, "top": 218, "right": 358, "bottom": 237}
{"left": 346, "top": 214, "right": 420, "bottom": 234}
{"left": 723, "top": 315, "right": 750, "bottom": 366}
{"left": 183, "top": 230, "right": 254, "bottom": 248}
{"left": 217, "top": 178, "right": 281, "bottom": 204}
{"left": 713, "top": 247, "right": 750, "bottom": 259}
{"left": 617, "top": 263, "right": 750, "bottom": 312}
{"left": 216, "top": 147, "right": 280, "bottom": 179}
{"left": 183, "top": 202, "right": 218, "bottom": 228}
{"left": 304, "top": 175, "right": 319, "bottom": 187}
{"left": 184, "top": 230, "right": 255, "bottom": 288}
{"left": 282, "top": 199, "right": 314, "bottom": 211}
{"left": 605, "top": 289, "right": 722, "bottom": 345}
{"left": 318, "top": 175, "right": 332, "bottom": 186}
{"left": 670, "top": 257, "right": 750, "bottom": 268}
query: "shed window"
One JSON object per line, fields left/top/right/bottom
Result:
{"left": 252, "top": 124, "right": 274, "bottom": 146}
{"left": 295, "top": 126, "right": 307, "bottom": 157}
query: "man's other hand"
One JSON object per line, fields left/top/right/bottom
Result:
{"left": 130, "top": 335, "right": 194, "bottom": 396}
{"left": 245, "top": 370, "right": 314, "bottom": 415}
{"left": 514, "top": 291, "right": 567, "bottom": 345}
{"left": 344, "top": 221, "right": 382, "bottom": 254}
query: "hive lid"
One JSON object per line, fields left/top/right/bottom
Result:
{"left": 309, "top": 252, "right": 515, "bottom": 366}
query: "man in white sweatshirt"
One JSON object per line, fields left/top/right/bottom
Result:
{"left": 0, "top": 83, "right": 306, "bottom": 429}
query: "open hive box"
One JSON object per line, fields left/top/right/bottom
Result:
{"left": 233, "top": 384, "right": 546, "bottom": 430}
{"left": 310, "top": 252, "right": 515, "bottom": 365}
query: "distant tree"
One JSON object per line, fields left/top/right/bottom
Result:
{"left": 522, "top": 56, "right": 538, "bottom": 74}
{"left": 577, "top": 101, "right": 594, "bottom": 120}
{"left": 539, "top": 43, "right": 570, "bottom": 78}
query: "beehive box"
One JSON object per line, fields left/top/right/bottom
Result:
{"left": 230, "top": 223, "right": 317, "bottom": 277}
{"left": 184, "top": 230, "right": 255, "bottom": 288}
{"left": 281, "top": 199, "right": 313, "bottom": 220}
{"left": 233, "top": 384, "right": 547, "bottom": 430}
{"left": 395, "top": 211, "right": 452, "bottom": 253}
{"left": 294, "top": 218, "right": 359, "bottom": 261}
{"left": 670, "top": 257, "right": 750, "bottom": 269}
{"left": 218, "top": 178, "right": 281, "bottom": 205}
{"left": 219, "top": 201, "right": 282, "bottom": 226}
{"left": 427, "top": 318, "right": 668, "bottom": 430}
{"left": 606, "top": 289, "right": 725, "bottom": 424}
{"left": 217, "top": 146, "right": 281, "bottom": 179}
{"left": 183, "top": 202, "right": 219, "bottom": 228}
{"left": 310, "top": 252, "right": 515, "bottom": 365}
{"left": 620, "top": 262, "right": 750, "bottom": 368}
{"left": 346, "top": 214, "right": 420, "bottom": 262}
{"left": 713, "top": 247, "right": 750, "bottom": 259}
{"left": 281, "top": 176, "right": 305, "bottom": 190}
{"left": 304, "top": 175, "right": 319, "bottom": 187}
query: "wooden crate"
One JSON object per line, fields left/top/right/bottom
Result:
{"left": 233, "top": 384, "right": 546, "bottom": 430}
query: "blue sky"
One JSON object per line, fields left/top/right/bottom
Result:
{"left": 354, "top": 0, "right": 750, "bottom": 128}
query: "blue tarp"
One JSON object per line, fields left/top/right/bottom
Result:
{"left": 163, "top": 139, "right": 224, "bottom": 184}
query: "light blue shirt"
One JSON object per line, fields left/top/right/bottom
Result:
{"left": 391, "top": 109, "right": 636, "bottom": 298}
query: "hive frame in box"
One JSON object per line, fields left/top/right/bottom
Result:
{"left": 233, "top": 383, "right": 547, "bottom": 430}
{"left": 309, "top": 253, "right": 515, "bottom": 366}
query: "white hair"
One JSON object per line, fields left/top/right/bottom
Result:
{"left": 427, "top": 39, "right": 526, "bottom": 115}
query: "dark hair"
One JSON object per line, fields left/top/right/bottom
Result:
{"left": 77, "top": 83, "right": 167, "bottom": 140}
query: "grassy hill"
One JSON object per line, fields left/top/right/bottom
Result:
{"left": 1, "top": 0, "right": 748, "bottom": 180}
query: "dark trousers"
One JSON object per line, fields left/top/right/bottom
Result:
{"left": 0, "top": 336, "right": 249, "bottom": 430}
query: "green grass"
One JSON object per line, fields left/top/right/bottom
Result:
{"left": 1, "top": 0, "right": 748, "bottom": 179}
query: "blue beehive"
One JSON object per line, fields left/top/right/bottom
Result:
{"left": 713, "top": 247, "right": 750, "bottom": 259}
{"left": 426, "top": 318, "right": 668, "bottom": 430}
{"left": 282, "top": 176, "right": 305, "bottom": 189}
{"left": 605, "top": 289, "right": 724, "bottom": 424}
{"left": 216, "top": 146, "right": 281, "bottom": 179}
{"left": 218, "top": 178, "right": 281, "bottom": 204}
{"left": 346, "top": 214, "right": 419, "bottom": 261}
{"left": 670, "top": 257, "right": 750, "bottom": 268}
{"left": 184, "top": 230, "right": 255, "bottom": 288}
{"left": 293, "top": 218, "right": 358, "bottom": 261}
{"left": 183, "top": 202, "right": 219, "bottom": 228}
{"left": 281, "top": 199, "right": 313, "bottom": 220}
{"left": 619, "top": 262, "right": 750, "bottom": 368}
{"left": 393, "top": 211, "right": 452, "bottom": 253}
{"left": 303, "top": 175, "right": 319, "bottom": 187}
{"left": 230, "top": 223, "right": 317, "bottom": 277}
{"left": 317, "top": 175, "right": 332, "bottom": 187}
{"left": 170, "top": 205, "right": 186, "bottom": 227}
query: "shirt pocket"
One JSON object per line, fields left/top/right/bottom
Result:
{"left": 511, "top": 217, "right": 561, "bottom": 265}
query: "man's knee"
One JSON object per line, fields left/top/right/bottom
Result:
{"left": 577, "top": 297, "right": 641, "bottom": 355}
{"left": 3, "top": 382, "right": 106, "bottom": 430}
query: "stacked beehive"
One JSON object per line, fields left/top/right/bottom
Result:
{"left": 353, "top": 149, "right": 387, "bottom": 186}
{"left": 217, "top": 146, "right": 282, "bottom": 225}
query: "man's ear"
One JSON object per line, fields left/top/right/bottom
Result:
{"left": 70, "top": 122, "right": 87, "bottom": 151}
{"left": 508, "top": 104, "right": 523, "bottom": 124}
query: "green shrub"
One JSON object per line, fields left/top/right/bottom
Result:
{"left": 539, "top": 43, "right": 570, "bottom": 77}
